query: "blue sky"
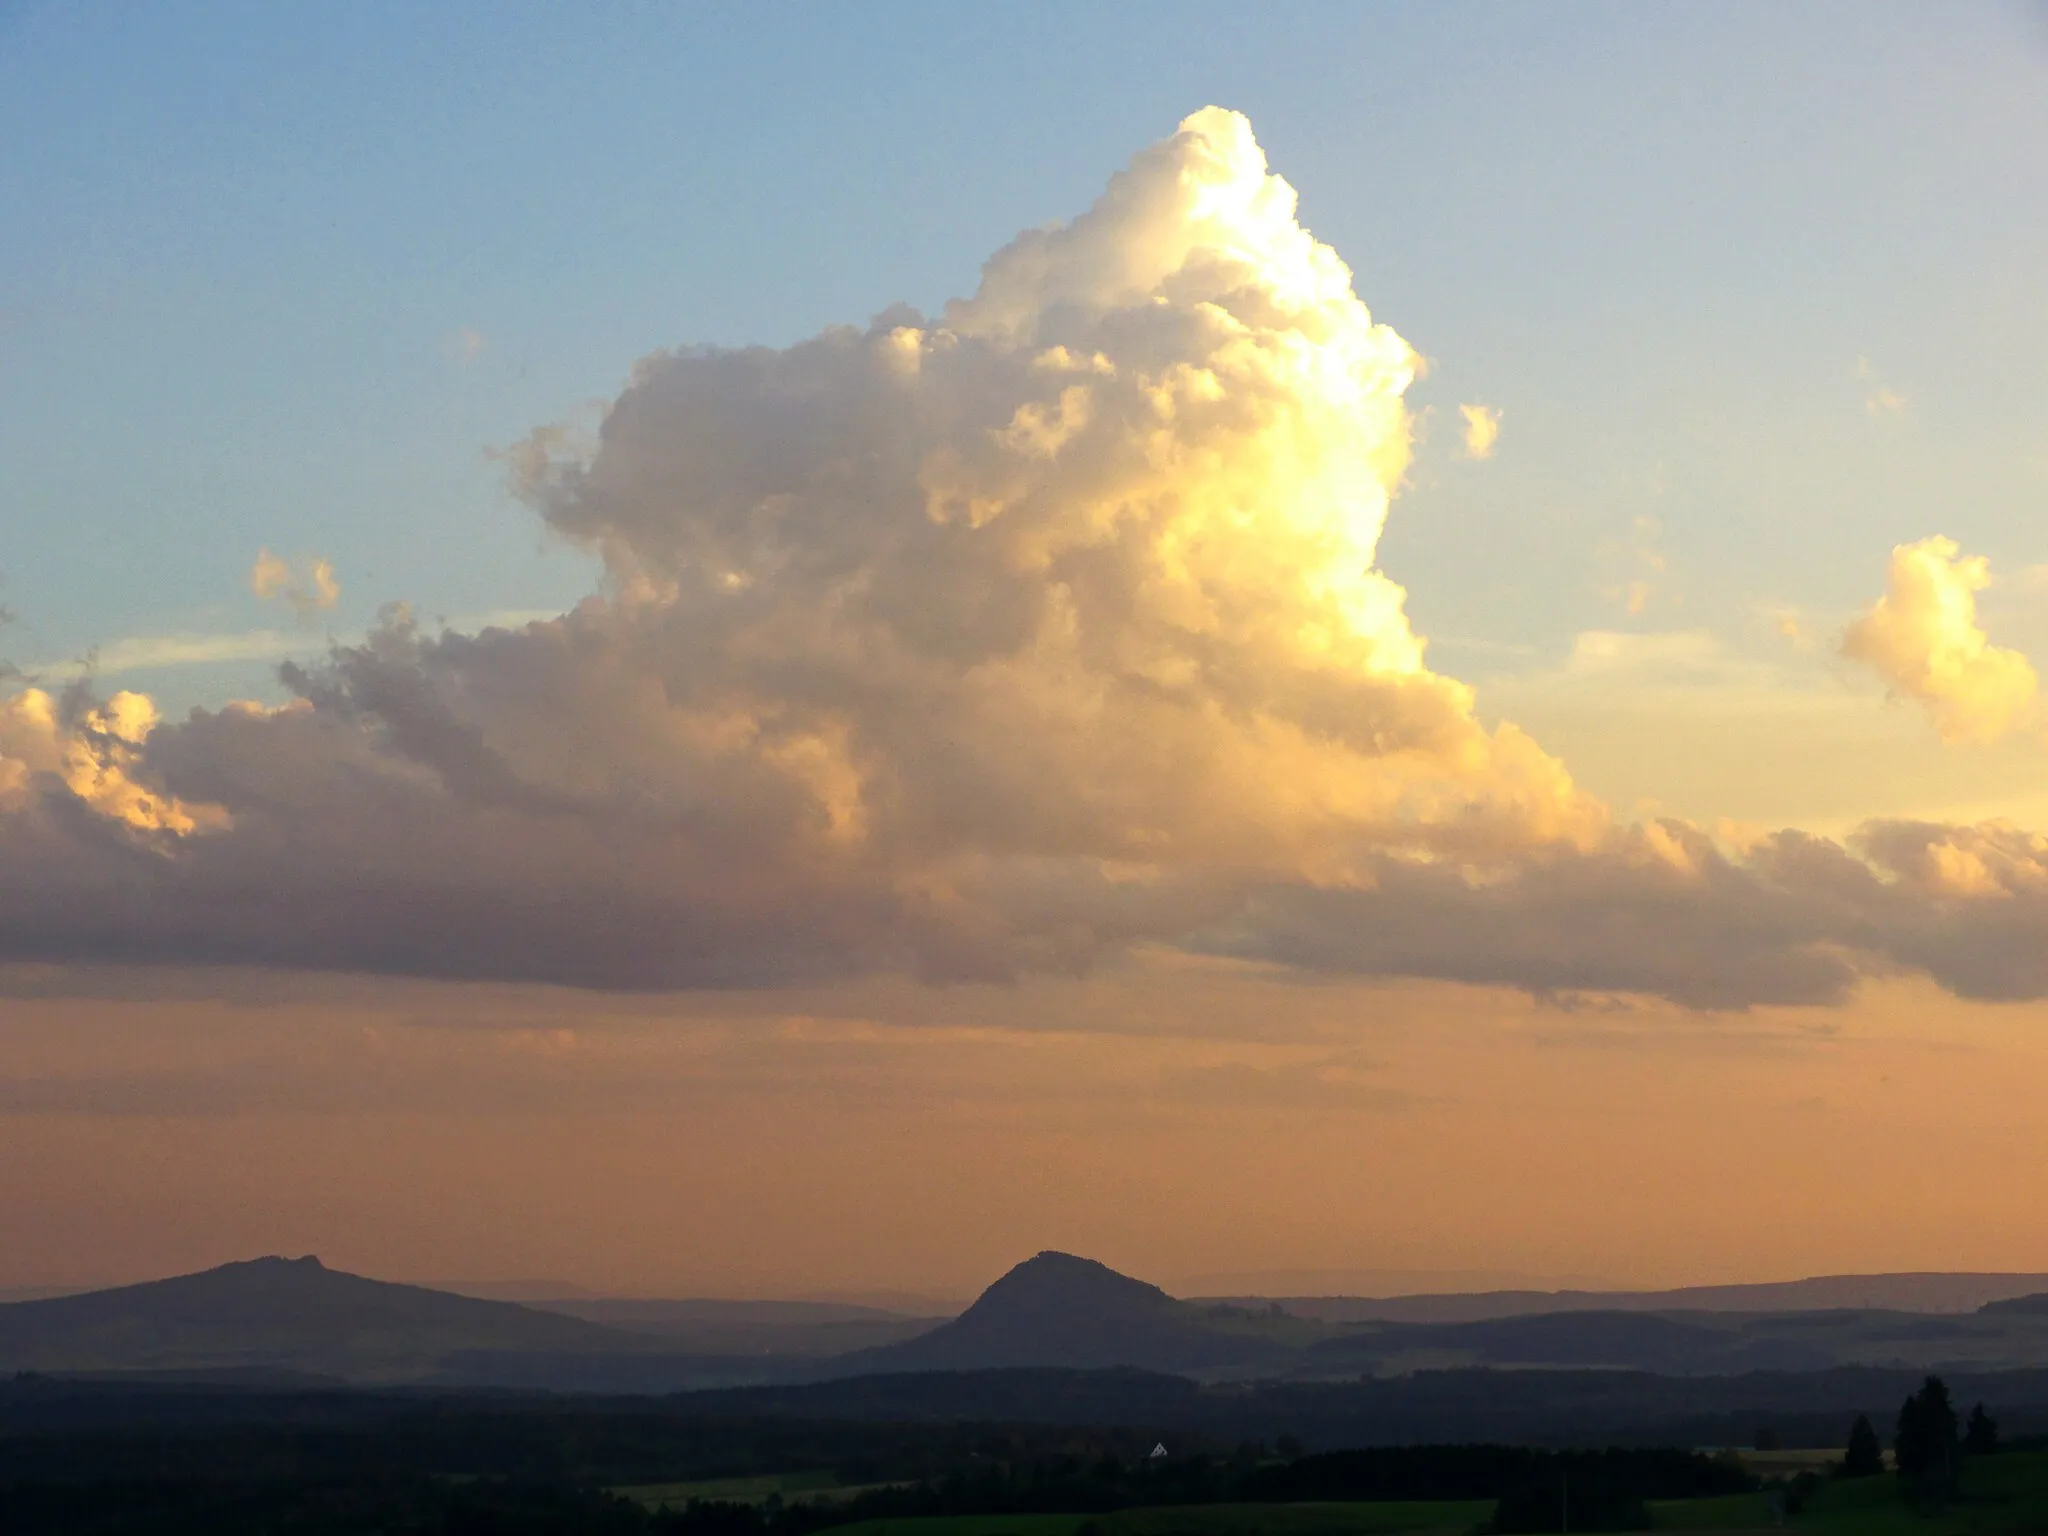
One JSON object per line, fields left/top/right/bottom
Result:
{"left": 8, "top": 1, "right": 2044, "bottom": 711}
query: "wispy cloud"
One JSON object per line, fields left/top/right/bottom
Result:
{"left": 1598, "top": 515, "right": 1670, "bottom": 617}
{"left": 1857, "top": 356, "right": 1909, "bottom": 418}
{"left": 27, "top": 630, "right": 324, "bottom": 680}
{"left": 25, "top": 611, "right": 559, "bottom": 680}
{"left": 1459, "top": 402, "right": 1501, "bottom": 459}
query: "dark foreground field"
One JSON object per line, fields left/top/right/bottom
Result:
{"left": 4, "top": 1376, "right": 2048, "bottom": 1531}
{"left": 614, "top": 1450, "right": 2048, "bottom": 1535}
{"left": 5, "top": 1376, "right": 2048, "bottom": 1533}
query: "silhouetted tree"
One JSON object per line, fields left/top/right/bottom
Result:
{"left": 1838, "top": 1414, "right": 1884, "bottom": 1479}
{"left": 1964, "top": 1402, "right": 2000, "bottom": 1456}
{"left": 1895, "top": 1375, "right": 1960, "bottom": 1500}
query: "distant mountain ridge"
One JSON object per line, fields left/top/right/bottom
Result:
{"left": 1239, "top": 1272, "right": 2048, "bottom": 1325}
{"left": 15, "top": 1252, "right": 2048, "bottom": 1388}
{"left": 1981, "top": 1291, "right": 2048, "bottom": 1316}
{"left": 0, "top": 1255, "right": 651, "bottom": 1380}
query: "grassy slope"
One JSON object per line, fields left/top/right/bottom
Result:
{"left": 1790, "top": 1449, "right": 2048, "bottom": 1534}
{"left": 616, "top": 1472, "right": 909, "bottom": 1511}
{"left": 1650, "top": 1490, "right": 1779, "bottom": 1529}
{"left": 624, "top": 1452, "right": 2048, "bottom": 1535}
{"left": 1656, "top": 1449, "right": 2048, "bottom": 1534}
{"left": 813, "top": 1502, "right": 1492, "bottom": 1536}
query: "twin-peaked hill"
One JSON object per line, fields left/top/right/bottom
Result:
{"left": 0, "top": 1255, "right": 646, "bottom": 1380}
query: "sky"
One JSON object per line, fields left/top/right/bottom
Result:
{"left": 3, "top": 2, "right": 2048, "bottom": 1298}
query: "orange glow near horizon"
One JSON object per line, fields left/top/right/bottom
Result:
{"left": 4, "top": 963, "right": 2046, "bottom": 1298}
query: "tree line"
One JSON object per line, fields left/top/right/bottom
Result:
{"left": 1831, "top": 1374, "right": 2001, "bottom": 1509}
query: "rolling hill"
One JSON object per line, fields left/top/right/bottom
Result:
{"left": 0, "top": 1254, "right": 656, "bottom": 1380}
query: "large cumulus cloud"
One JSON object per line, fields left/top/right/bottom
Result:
{"left": 4, "top": 109, "right": 2047, "bottom": 1008}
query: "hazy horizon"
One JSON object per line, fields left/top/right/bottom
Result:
{"left": 22, "top": 1251, "right": 2048, "bottom": 1314}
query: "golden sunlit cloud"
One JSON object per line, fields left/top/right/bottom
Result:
{"left": 250, "top": 549, "right": 341, "bottom": 619}
{"left": 1459, "top": 402, "right": 1501, "bottom": 459}
{"left": 0, "top": 688, "right": 220, "bottom": 835}
{"left": 1843, "top": 536, "right": 2039, "bottom": 745}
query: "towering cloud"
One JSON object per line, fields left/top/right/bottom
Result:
{"left": 1843, "top": 536, "right": 2038, "bottom": 744}
{"left": 2, "top": 110, "right": 2046, "bottom": 1008}
{"left": 511, "top": 107, "right": 1598, "bottom": 879}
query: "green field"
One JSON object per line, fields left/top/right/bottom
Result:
{"left": 621, "top": 1451, "right": 2048, "bottom": 1534}
{"left": 1775, "top": 1448, "right": 2048, "bottom": 1535}
{"left": 1651, "top": 1449, "right": 2048, "bottom": 1534}
{"left": 1108, "top": 1503, "right": 1496, "bottom": 1535}
{"left": 818, "top": 1501, "right": 1495, "bottom": 1536}
{"left": 1648, "top": 1489, "right": 1781, "bottom": 1529}
{"left": 617, "top": 1470, "right": 860, "bottom": 1510}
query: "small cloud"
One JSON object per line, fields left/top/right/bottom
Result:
{"left": 1747, "top": 603, "right": 1811, "bottom": 651}
{"left": 1843, "top": 535, "right": 2038, "bottom": 744}
{"left": 1857, "top": 357, "right": 1909, "bottom": 419}
{"left": 1459, "top": 402, "right": 1501, "bottom": 459}
{"left": 250, "top": 550, "right": 341, "bottom": 620}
